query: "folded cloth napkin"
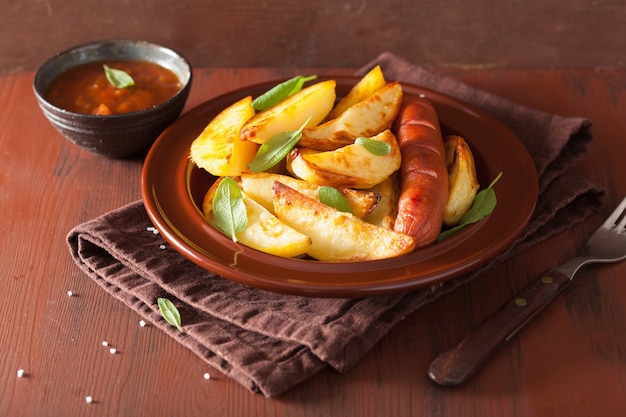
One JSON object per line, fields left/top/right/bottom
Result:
{"left": 67, "top": 52, "right": 605, "bottom": 397}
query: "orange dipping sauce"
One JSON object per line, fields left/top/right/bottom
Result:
{"left": 44, "top": 60, "right": 182, "bottom": 115}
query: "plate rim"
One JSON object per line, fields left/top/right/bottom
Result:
{"left": 141, "top": 76, "right": 538, "bottom": 297}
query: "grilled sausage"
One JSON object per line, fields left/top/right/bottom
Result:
{"left": 393, "top": 95, "right": 448, "bottom": 247}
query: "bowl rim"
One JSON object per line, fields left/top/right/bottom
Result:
{"left": 32, "top": 39, "right": 192, "bottom": 119}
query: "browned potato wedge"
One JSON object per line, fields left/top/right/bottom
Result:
{"left": 240, "top": 172, "right": 380, "bottom": 218}
{"left": 298, "top": 82, "right": 403, "bottom": 151}
{"left": 325, "top": 65, "right": 386, "bottom": 120}
{"left": 272, "top": 182, "right": 415, "bottom": 262}
{"left": 286, "top": 129, "right": 402, "bottom": 189}
{"left": 443, "top": 135, "right": 480, "bottom": 226}
{"left": 363, "top": 174, "right": 399, "bottom": 229}
{"left": 240, "top": 80, "right": 336, "bottom": 145}
{"left": 202, "top": 178, "right": 312, "bottom": 258}
{"left": 190, "top": 96, "right": 258, "bottom": 176}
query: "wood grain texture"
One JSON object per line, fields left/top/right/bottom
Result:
{"left": 2, "top": 0, "right": 626, "bottom": 73}
{"left": 2, "top": 67, "right": 626, "bottom": 416}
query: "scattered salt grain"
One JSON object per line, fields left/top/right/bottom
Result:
{"left": 146, "top": 226, "right": 159, "bottom": 235}
{"left": 85, "top": 396, "right": 93, "bottom": 404}
{"left": 203, "top": 372, "right": 211, "bottom": 380}
{"left": 139, "top": 320, "right": 147, "bottom": 327}
{"left": 109, "top": 347, "right": 117, "bottom": 355}
{"left": 17, "top": 369, "right": 25, "bottom": 378}
{"left": 159, "top": 244, "right": 166, "bottom": 250}
{"left": 67, "top": 290, "right": 73, "bottom": 297}
{"left": 101, "top": 341, "right": 108, "bottom": 347}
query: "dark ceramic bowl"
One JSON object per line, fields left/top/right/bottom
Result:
{"left": 33, "top": 39, "right": 192, "bottom": 158}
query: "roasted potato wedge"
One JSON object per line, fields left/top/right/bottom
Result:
{"left": 272, "top": 182, "right": 415, "bottom": 262}
{"left": 298, "top": 82, "right": 403, "bottom": 151}
{"left": 363, "top": 174, "right": 399, "bottom": 229}
{"left": 240, "top": 80, "right": 336, "bottom": 145}
{"left": 240, "top": 172, "right": 380, "bottom": 218}
{"left": 287, "top": 129, "right": 402, "bottom": 189}
{"left": 443, "top": 135, "right": 480, "bottom": 226}
{"left": 325, "top": 65, "right": 386, "bottom": 120}
{"left": 202, "top": 178, "right": 312, "bottom": 258}
{"left": 190, "top": 96, "right": 258, "bottom": 176}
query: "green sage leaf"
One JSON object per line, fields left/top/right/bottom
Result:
{"left": 103, "top": 64, "right": 135, "bottom": 89}
{"left": 355, "top": 136, "right": 392, "bottom": 156}
{"left": 437, "top": 172, "right": 503, "bottom": 242}
{"left": 318, "top": 186, "right": 354, "bottom": 214}
{"left": 157, "top": 297, "right": 183, "bottom": 332}
{"left": 251, "top": 75, "right": 317, "bottom": 111}
{"left": 247, "top": 116, "right": 312, "bottom": 172}
{"left": 212, "top": 177, "right": 248, "bottom": 242}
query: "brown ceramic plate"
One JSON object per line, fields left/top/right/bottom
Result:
{"left": 142, "top": 76, "right": 538, "bottom": 297}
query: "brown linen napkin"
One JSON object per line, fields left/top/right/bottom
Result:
{"left": 67, "top": 53, "right": 605, "bottom": 397}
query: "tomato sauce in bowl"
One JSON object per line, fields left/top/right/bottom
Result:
{"left": 44, "top": 60, "right": 183, "bottom": 115}
{"left": 33, "top": 40, "right": 192, "bottom": 158}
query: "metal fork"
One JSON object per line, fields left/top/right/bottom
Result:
{"left": 428, "top": 195, "right": 626, "bottom": 386}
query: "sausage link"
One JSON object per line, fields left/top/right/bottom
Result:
{"left": 393, "top": 96, "right": 448, "bottom": 247}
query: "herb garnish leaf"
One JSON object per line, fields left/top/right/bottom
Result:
{"left": 103, "top": 65, "right": 135, "bottom": 89}
{"left": 319, "top": 186, "right": 354, "bottom": 214}
{"left": 212, "top": 177, "right": 248, "bottom": 242}
{"left": 251, "top": 75, "right": 317, "bottom": 111}
{"left": 157, "top": 297, "right": 183, "bottom": 332}
{"left": 437, "top": 172, "right": 503, "bottom": 242}
{"left": 355, "top": 136, "right": 391, "bottom": 156}
{"left": 247, "top": 116, "right": 312, "bottom": 172}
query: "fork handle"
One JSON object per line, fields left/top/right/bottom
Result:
{"left": 428, "top": 269, "right": 571, "bottom": 386}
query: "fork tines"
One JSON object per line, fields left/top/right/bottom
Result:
{"left": 604, "top": 195, "right": 626, "bottom": 230}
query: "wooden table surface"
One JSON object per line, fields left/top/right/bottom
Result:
{"left": 2, "top": 67, "right": 626, "bottom": 417}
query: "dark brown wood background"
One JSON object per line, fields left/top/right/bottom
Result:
{"left": 2, "top": 0, "right": 624, "bottom": 74}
